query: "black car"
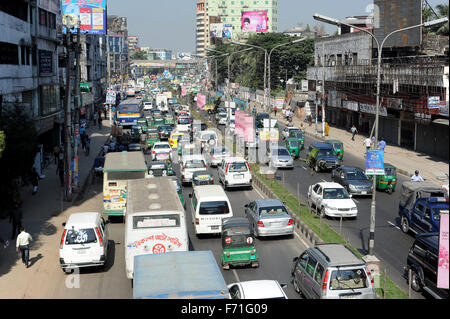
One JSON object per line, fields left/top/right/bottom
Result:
{"left": 158, "top": 125, "right": 173, "bottom": 140}
{"left": 405, "top": 233, "right": 449, "bottom": 299}
{"left": 306, "top": 142, "right": 341, "bottom": 172}
{"left": 192, "top": 170, "right": 214, "bottom": 186}
{"left": 331, "top": 166, "right": 373, "bottom": 196}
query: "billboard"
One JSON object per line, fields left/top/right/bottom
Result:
{"left": 438, "top": 212, "right": 449, "bottom": 289}
{"left": 241, "top": 11, "right": 268, "bottom": 33}
{"left": 210, "top": 24, "right": 233, "bottom": 38}
{"left": 365, "top": 150, "right": 385, "bottom": 175}
{"left": 373, "top": 0, "right": 422, "bottom": 48}
{"left": 62, "top": 0, "right": 107, "bottom": 35}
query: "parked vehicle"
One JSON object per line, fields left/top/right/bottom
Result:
{"left": 103, "top": 151, "right": 148, "bottom": 218}
{"left": 291, "top": 244, "right": 376, "bottom": 299}
{"left": 228, "top": 280, "right": 288, "bottom": 299}
{"left": 204, "top": 146, "right": 232, "bottom": 167}
{"left": 307, "top": 182, "right": 358, "bottom": 219}
{"left": 245, "top": 199, "right": 294, "bottom": 238}
{"left": 399, "top": 181, "right": 448, "bottom": 235}
{"left": 125, "top": 178, "right": 188, "bottom": 282}
{"left": 59, "top": 212, "right": 110, "bottom": 273}
{"left": 217, "top": 157, "right": 252, "bottom": 190}
{"left": 192, "top": 170, "right": 214, "bottom": 186}
{"left": 268, "top": 146, "right": 294, "bottom": 169}
{"left": 331, "top": 166, "right": 373, "bottom": 196}
{"left": 306, "top": 142, "right": 341, "bottom": 172}
{"left": 180, "top": 155, "right": 207, "bottom": 185}
{"left": 221, "top": 217, "right": 259, "bottom": 270}
{"left": 151, "top": 142, "right": 172, "bottom": 161}
{"left": 133, "top": 251, "right": 230, "bottom": 299}
{"left": 189, "top": 185, "right": 233, "bottom": 236}
{"left": 405, "top": 233, "right": 449, "bottom": 299}
{"left": 374, "top": 163, "right": 397, "bottom": 193}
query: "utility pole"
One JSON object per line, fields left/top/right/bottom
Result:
{"left": 73, "top": 25, "right": 81, "bottom": 192}
{"left": 322, "top": 42, "right": 326, "bottom": 137}
{"left": 63, "top": 32, "right": 72, "bottom": 201}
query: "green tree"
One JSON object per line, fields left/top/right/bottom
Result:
{"left": 424, "top": 3, "right": 449, "bottom": 36}
{"left": 131, "top": 50, "right": 147, "bottom": 60}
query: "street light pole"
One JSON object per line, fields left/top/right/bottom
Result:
{"left": 313, "top": 13, "right": 448, "bottom": 256}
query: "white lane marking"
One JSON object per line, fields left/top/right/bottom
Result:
{"left": 388, "top": 221, "right": 400, "bottom": 230}
{"left": 321, "top": 179, "right": 327, "bottom": 182}
{"left": 302, "top": 166, "right": 307, "bottom": 171}
{"left": 232, "top": 269, "right": 241, "bottom": 283}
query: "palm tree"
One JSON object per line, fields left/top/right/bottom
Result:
{"left": 424, "top": 3, "right": 449, "bottom": 36}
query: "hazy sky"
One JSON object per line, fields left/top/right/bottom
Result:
{"left": 107, "top": 0, "right": 444, "bottom": 53}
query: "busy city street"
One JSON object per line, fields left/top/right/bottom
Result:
{"left": 0, "top": 0, "right": 448, "bottom": 304}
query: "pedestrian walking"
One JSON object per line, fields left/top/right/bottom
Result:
{"left": 274, "top": 106, "right": 278, "bottom": 116}
{"left": 363, "top": 137, "right": 372, "bottom": 156}
{"left": 80, "top": 132, "right": 86, "bottom": 152}
{"left": 98, "top": 115, "right": 102, "bottom": 129}
{"left": 411, "top": 170, "right": 424, "bottom": 182}
{"left": 53, "top": 145, "right": 60, "bottom": 164}
{"left": 30, "top": 167, "right": 39, "bottom": 195}
{"left": 9, "top": 203, "right": 23, "bottom": 239}
{"left": 378, "top": 138, "right": 386, "bottom": 152}
{"left": 56, "top": 158, "right": 64, "bottom": 187}
{"left": 16, "top": 227, "right": 32, "bottom": 268}
{"left": 103, "top": 105, "right": 107, "bottom": 120}
{"left": 351, "top": 125, "right": 358, "bottom": 141}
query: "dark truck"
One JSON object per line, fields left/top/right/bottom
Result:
{"left": 399, "top": 181, "right": 448, "bottom": 235}
{"left": 306, "top": 142, "right": 341, "bottom": 172}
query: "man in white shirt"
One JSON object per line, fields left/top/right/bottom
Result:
{"left": 363, "top": 137, "right": 372, "bottom": 151}
{"left": 411, "top": 170, "right": 424, "bottom": 182}
{"left": 16, "top": 227, "right": 33, "bottom": 268}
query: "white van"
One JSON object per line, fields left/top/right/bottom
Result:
{"left": 189, "top": 185, "right": 233, "bottom": 236}
{"left": 218, "top": 157, "right": 252, "bottom": 190}
{"left": 125, "top": 178, "right": 188, "bottom": 280}
{"left": 59, "top": 212, "right": 110, "bottom": 273}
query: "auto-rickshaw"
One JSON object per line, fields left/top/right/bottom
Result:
{"left": 375, "top": 163, "right": 397, "bottom": 194}
{"left": 145, "top": 127, "right": 160, "bottom": 151}
{"left": 131, "top": 125, "right": 143, "bottom": 142}
{"left": 164, "top": 113, "right": 175, "bottom": 126}
{"left": 137, "top": 118, "right": 148, "bottom": 133}
{"left": 221, "top": 217, "right": 259, "bottom": 270}
{"left": 162, "top": 159, "right": 174, "bottom": 176}
{"left": 285, "top": 138, "right": 300, "bottom": 159}
{"left": 152, "top": 117, "right": 165, "bottom": 127}
{"left": 289, "top": 131, "right": 305, "bottom": 150}
{"left": 326, "top": 139, "right": 344, "bottom": 160}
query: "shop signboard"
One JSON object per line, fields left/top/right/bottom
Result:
{"left": 342, "top": 100, "right": 359, "bottom": 112}
{"left": 359, "top": 103, "right": 388, "bottom": 117}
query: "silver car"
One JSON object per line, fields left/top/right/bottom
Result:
{"left": 204, "top": 146, "right": 231, "bottom": 167}
{"left": 269, "top": 146, "right": 294, "bottom": 168}
{"left": 245, "top": 199, "right": 294, "bottom": 238}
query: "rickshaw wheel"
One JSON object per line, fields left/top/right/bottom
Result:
{"left": 222, "top": 262, "right": 230, "bottom": 270}
{"left": 401, "top": 216, "right": 410, "bottom": 233}
{"left": 251, "top": 262, "right": 259, "bottom": 268}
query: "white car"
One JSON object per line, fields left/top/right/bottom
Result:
{"left": 180, "top": 155, "right": 207, "bottom": 185}
{"left": 151, "top": 142, "right": 172, "bottom": 161}
{"left": 194, "top": 130, "right": 218, "bottom": 150}
{"left": 228, "top": 280, "right": 288, "bottom": 299}
{"left": 216, "top": 112, "right": 227, "bottom": 125}
{"left": 281, "top": 127, "right": 300, "bottom": 140}
{"left": 176, "top": 117, "right": 191, "bottom": 132}
{"left": 307, "top": 182, "right": 358, "bottom": 219}
{"left": 59, "top": 212, "right": 110, "bottom": 273}
{"left": 203, "top": 146, "right": 232, "bottom": 167}
{"left": 218, "top": 157, "right": 252, "bottom": 190}
{"left": 143, "top": 102, "right": 153, "bottom": 110}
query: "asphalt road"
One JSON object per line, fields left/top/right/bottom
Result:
{"left": 202, "top": 108, "right": 426, "bottom": 299}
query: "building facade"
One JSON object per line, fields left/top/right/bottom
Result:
{"left": 107, "top": 15, "right": 129, "bottom": 82}
{"left": 127, "top": 35, "right": 138, "bottom": 53}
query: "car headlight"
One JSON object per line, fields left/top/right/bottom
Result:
{"left": 349, "top": 184, "right": 357, "bottom": 190}
{"left": 351, "top": 207, "right": 358, "bottom": 211}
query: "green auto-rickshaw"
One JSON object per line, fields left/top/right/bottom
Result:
{"left": 152, "top": 117, "right": 165, "bottom": 127}
{"left": 145, "top": 127, "right": 160, "bottom": 151}
{"left": 221, "top": 217, "right": 259, "bottom": 270}
{"left": 326, "top": 140, "right": 344, "bottom": 160}
{"left": 137, "top": 118, "right": 148, "bottom": 133}
{"left": 289, "top": 131, "right": 305, "bottom": 150}
{"left": 285, "top": 138, "right": 300, "bottom": 159}
{"left": 375, "top": 163, "right": 397, "bottom": 194}
{"left": 131, "top": 125, "right": 143, "bottom": 142}
{"left": 164, "top": 113, "right": 175, "bottom": 126}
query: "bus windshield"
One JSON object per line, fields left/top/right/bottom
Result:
{"left": 119, "top": 104, "right": 139, "bottom": 114}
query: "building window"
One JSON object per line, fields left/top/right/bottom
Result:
{"left": 48, "top": 12, "right": 56, "bottom": 29}
{"left": 40, "top": 85, "right": 59, "bottom": 116}
{"left": 39, "top": 8, "right": 47, "bottom": 26}
{"left": 0, "top": 41, "right": 19, "bottom": 65}
{"left": 0, "top": 1, "right": 29, "bottom": 22}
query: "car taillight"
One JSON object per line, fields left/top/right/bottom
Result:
{"left": 195, "top": 218, "right": 199, "bottom": 225}
{"left": 152, "top": 151, "right": 156, "bottom": 154}
{"left": 95, "top": 227, "right": 103, "bottom": 246}
{"left": 246, "top": 163, "right": 251, "bottom": 172}
{"left": 367, "top": 268, "right": 375, "bottom": 288}
{"left": 225, "top": 164, "right": 230, "bottom": 173}
{"left": 60, "top": 229, "right": 67, "bottom": 249}
{"left": 288, "top": 219, "right": 294, "bottom": 226}
{"left": 225, "top": 236, "right": 232, "bottom": 244}
{"left": 257, "top": 221, "right": 264, "bottom": 228}
{"left": 205, "top": 165, "right": 208, "bottom": 169}
{"left": 322, "top": 270, "right": 329, "bottom": 294}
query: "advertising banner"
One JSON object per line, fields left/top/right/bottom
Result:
{"left": 438, "top": 212, "right": 449, "bottom": 289}
{"left": 210, "top": 23, "right": 222, "bottom": 38}
{"left": 359, "top": 103, "right": 388, "bottom": 117}
{"left": 428, "top": 96, "right": 441, "bottom": 109}
{"left": 222, "top": 24, "right": 232, "bottom": 38}
{"left": 62, "top": 0, "right": 107, "bottom": 35}
{"left": 365, "top": 150, "right": 385, "bottom": 175}
{"left": 241, "top": 11, "right": 268, "bottom": 33}
{"left": 106, "top": 90, "right": 116, "bottom": 104}
{"left": 197, "top": 94, "right": 206, "bottom": 110}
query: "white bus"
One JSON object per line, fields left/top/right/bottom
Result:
{"left": 125, "top": 177, "right": 188, "bottom": 280}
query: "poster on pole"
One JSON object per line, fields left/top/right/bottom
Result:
{"left": 197, "top": 94, "right": 206, "bottom": 110}
{"left": 365, "top": 149, "right": 385, "bottom": 175}
{"left": 62, "top": 0, "right": 107, "bottom": 35}
{"left": 438, "top": 212, "right": 449, "bottom": 289}
{"left": 106, "top": 90, "right": 116, "bottom": 104}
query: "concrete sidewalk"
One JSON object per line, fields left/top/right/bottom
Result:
{"left": 0, "top": 118, "right": 111, "bottom": 278}
{"left": 250, "top": 101, "right": 449, "bottom": 185}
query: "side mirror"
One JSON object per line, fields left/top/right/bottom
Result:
{"left": 280, "top": 283, "right": 288, "bottom": 290}
{"left": 62, "top": 222, "right": 66, "bottom": 227}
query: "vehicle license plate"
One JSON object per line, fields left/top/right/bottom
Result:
{"left": 210, "top": 225, "right": 219, "bottom": 230}
{"left": 361, "top": 191, "right": 367, "bottom": 195}
{"left": 341, "top": 294, "right": 357, "bottom": 299}
{"left": 234, "top": 174, "right": 244, "bottom": 179}
{"left": 77, "top": 249, "right": 87, "bottom": 255}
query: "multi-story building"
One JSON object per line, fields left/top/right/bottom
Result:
{"left": 127, "top": 35, "right": 139, "bottom": 53}
{"left": 196, "top": 0, "right": 279, "bottom": 56}
{"left": 107, "top": 16, "right": 128, "bottom": 82}
{"left": 306, "top": 11, "right": 449, "bottom": 159}
{"left": 1, "top": 0, "right": 63, "bottom": 161}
